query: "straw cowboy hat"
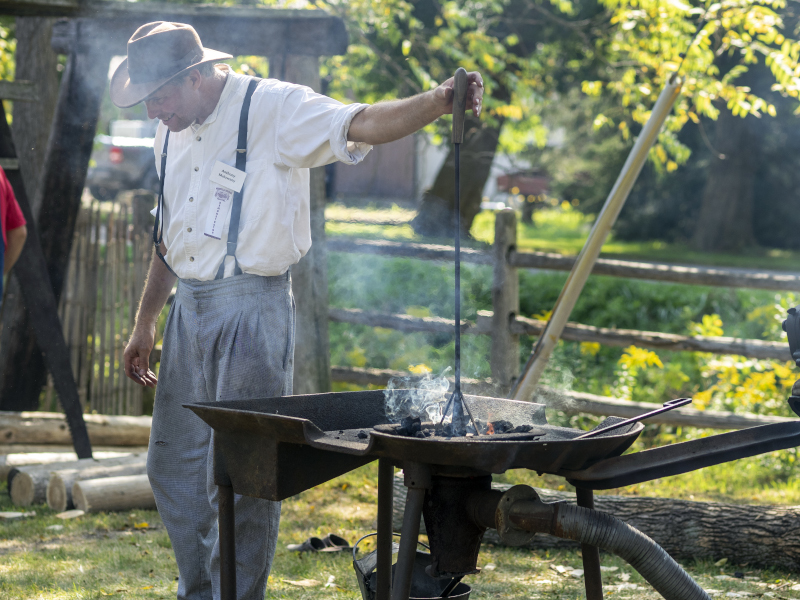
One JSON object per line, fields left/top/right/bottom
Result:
{"left": 110, "top": 22, "right": 232, "bottom": 108}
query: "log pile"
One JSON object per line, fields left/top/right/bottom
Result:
{"left": 47, "top": 454, "right": 148, "bottom": 512}
{"left": 392, "top": 477, "right": 800, "bottom": 570}
{"left": 0, "top": 410, "right": 156, "bottom": 513}
{"left": 8, "top": 452, "right": 148, "bottom": 507}
{"left": 73, "top": 474, "right": 155, "bottom": 513}
{"left": 0, "top": 411, "right": 151, "bottom": 446}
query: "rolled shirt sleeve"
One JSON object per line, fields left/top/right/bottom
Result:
{"left": 275, "top": 85, "right": 372, "bottom": 168}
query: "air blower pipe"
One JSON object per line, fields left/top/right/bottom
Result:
{"left": 467, "top": 486, "right": 710, "bottom": 600}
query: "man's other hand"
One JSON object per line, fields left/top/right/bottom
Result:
{"left": 124, "top": 324, "right": 159, "bottom": 388}
{"left": 433, "top": 71, "right": 484, "bottom": 118}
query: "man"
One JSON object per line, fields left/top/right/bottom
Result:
{"left": 117, "top": 21, "right": 483, "bottom": 600}
{"left": 0, "top": 165, "right": 27, "bottom": 299}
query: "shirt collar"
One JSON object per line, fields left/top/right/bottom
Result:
{"left": 195, "top": 65, "right": 238, "bottom": 130}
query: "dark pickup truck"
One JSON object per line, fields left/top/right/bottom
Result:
{"left": 87, "top": 120, "right": 159, "bottom": 201}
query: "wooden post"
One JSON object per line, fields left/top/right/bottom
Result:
{"left": 271, "top": 55, "right": 331, "bottom": 395}
{"left": 0, "top": 29, "right": 108, "bottom": 411}
{"left": 491, "top": 210, "right": 519, "bottom": 394}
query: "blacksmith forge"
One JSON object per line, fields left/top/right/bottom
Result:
{"left": 187, "top": 390, "right": 800, "bottom": 600}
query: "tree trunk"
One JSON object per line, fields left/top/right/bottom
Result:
{"left": 394, "top": 478, "right": 800, "bottom": 570}
{"left": 11, "top": 16, "right": 60, "bottom": 215}
{"left": 412, "top": 116, "right": 503, "bottom": 238}
{"left": 691, "top": 109, "right": 758, "bottom": 251}
{"left": 0, "top": 17, "right": 60, "bottom": 413}
{"left": 73, "top": 474, "right": 156, "bottom": 513}
{"left": 0, "top": 30, "right": 108, "bottom": 412}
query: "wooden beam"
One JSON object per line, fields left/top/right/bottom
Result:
{"left": 0, "top": 108, "right": 92, "bottom": 458}
{"left": 0, "top": 28, "right": 107, "bottom": 414}
{"left": 0, "top": 0, "right": 78, "bottom": 17}
{"left": 328, "top": 237, "right": 800, "bottom": 292}
{"left": 0, "top": 80, "right": 38, "bottom": 102}
{"left": 50, "top": 4, "right": 348, "bottom": 57}
{"left": 274, "top": 56, "right": 331, "bottom": 395}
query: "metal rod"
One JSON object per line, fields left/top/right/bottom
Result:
{"left": 576, "top": 488, "right": 603, "bottom": 600}
{"left": 455, "top": 142, "right": 461, "bottom": 397}
{"left": 574, "top": 397, "right": 692, "bottom": 440}
{"left": 440, "top": 575, "right": 464, "bottom": 599}
{"left": 218, "top": 484, "right": 237, "bottom": 600}
{"left": 510, "top": 73, "right": 683, "bottom": 402}
{"left": 377, "top": 459, "right": 394, "bottom": 600}
{"left": 391, "top": 487, "right": 426, "bottom": 600}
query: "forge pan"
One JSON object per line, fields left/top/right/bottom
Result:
{"left": 186, "top": 390, "right": 642, "bottom": 501}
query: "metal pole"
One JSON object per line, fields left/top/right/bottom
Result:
{"left": 576, "top": 488, "right": 603, "bottom": 600}
{"left": 511, "top": 73, "right": 683, "bottom": 401}
{"left": 376, "top": 459, "right": 394, "bottom": 600}
{"left": 392, "top": 487, "right": 425, "bottom": 600}
{"left": 218, "top": 484, "right": 237, "bottom": 600}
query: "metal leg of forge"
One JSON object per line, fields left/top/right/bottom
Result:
{"left": 576, "top": 488, "right": 603, "bottom": 600}
{"left": 377, "top": 459, "right": 395, "bottom": 600}
{"left": 393, "top": 463, "right": 431, "bottom": 600}
{"left": 219, "top": 483, "right": 237, "bottom": 600}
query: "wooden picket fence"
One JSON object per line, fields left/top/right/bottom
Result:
{"left": 42, "top": 194, "right": 153, "bottom": 416}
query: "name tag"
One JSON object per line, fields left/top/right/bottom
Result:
{"left": 209, "top": 160, "right": 247, "bottom": 193}
{"left": 204, "top": 186, "right": 234, "bottom": 239}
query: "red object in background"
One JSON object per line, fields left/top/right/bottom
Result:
{"left": 109, "top": 147, "right": 124, "bottom": 165}
{"left": 496, "top": 172, "right": 549, "bottom": 196}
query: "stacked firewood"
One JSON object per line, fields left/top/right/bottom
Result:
{"left": 2, "top": 411, "right": 155, "bottom": 513}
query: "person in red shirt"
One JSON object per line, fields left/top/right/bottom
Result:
{"left": 0, "top": 166, "right": 27, "bottom": 299}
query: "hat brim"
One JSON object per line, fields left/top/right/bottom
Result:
{"left": 109, "top": 47, "right": 233, "bottom": 108}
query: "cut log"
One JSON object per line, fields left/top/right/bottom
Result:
{"left": 0, "top": 411, "right": 151, "bottom": 446}
{"left": 47, "top": 453, "right": 147, "bottom": 512}
{"left": 72, "top": 474, "right": 155, "bottom": 513}
{"left": 8, "top": 453, "right": 146, "bottom": 506}
{"left": 392, "top": 477, "right": 800, "bottom": 570}
{"left": 0, "top": 446, "right": 147, "bottom": 479}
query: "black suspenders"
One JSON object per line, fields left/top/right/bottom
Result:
{"left": 153, "top": 77, "right": 260, "bottom": 280}
{"left": 153, "top": 130, "right": 176, "bottom": 276}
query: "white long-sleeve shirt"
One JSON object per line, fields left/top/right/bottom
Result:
{"left": 153, "top": 67, "right": 371, "bottom": 280}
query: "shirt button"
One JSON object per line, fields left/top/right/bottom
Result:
{"left": 196, "top": 136, "right": 202, "bottom": 141}
{"left": 189, "top": 257, "right": 195, "bottom": 262}
{"left": 189, "top": 197, "right": 194, "bottom": 202}
{"left": 187, "top": 227, "right": 192, "bottom": 232}
{"left": 194, "top": 166, "right": 199, "bottom": 172}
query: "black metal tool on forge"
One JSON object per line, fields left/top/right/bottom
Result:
{"left": 439, "top": 67, "right": 479, "bottom": 437}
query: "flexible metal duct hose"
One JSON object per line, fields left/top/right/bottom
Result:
{"left": 549, "top": 503, "right": 710, "bottom": 600}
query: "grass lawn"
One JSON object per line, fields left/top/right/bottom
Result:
{"left": 4, "top": 461, "right": 800, "bottom": 600}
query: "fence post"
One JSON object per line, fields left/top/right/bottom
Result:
{"left": 491, "top": 210, "right": 519, "bottom": 394}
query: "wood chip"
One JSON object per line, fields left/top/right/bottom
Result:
{"left": 55, "top": 509, "right": 84, "bottom": 519}
{"left": 0, "top": 511, "right": 35, "bottom": 519}
{"left": 284, "top": 579, "right": 321, "bottom": 588}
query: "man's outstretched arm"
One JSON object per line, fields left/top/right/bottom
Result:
{"left": 347, "top": 71, "right": 484, "bottom": 145}
{"left": 123, "top": 245, "right": 177, "bottom": 388}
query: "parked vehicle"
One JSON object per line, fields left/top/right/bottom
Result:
{"left": 87, "top": 120, "right": 158, "bottom": 201}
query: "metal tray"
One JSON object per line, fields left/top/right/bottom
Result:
{"left": 186, "top": 390, "right": 642, "bottom": 500}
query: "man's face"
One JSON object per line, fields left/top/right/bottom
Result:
{"left": 144, "top": 78, "right": 196, "bottom": 132}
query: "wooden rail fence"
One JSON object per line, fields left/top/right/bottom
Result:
{"left": 42, "top": 193, "right": 153, "bottom": 416}
{"left": 327, "top": 211, "right": 800, "bottom": 416}
{"left": 47, "top": 207, "right": 800, "bottom": 420}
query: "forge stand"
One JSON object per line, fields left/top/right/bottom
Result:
{"left": 188, "top": 390, "right": 800, "bottom": 600}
